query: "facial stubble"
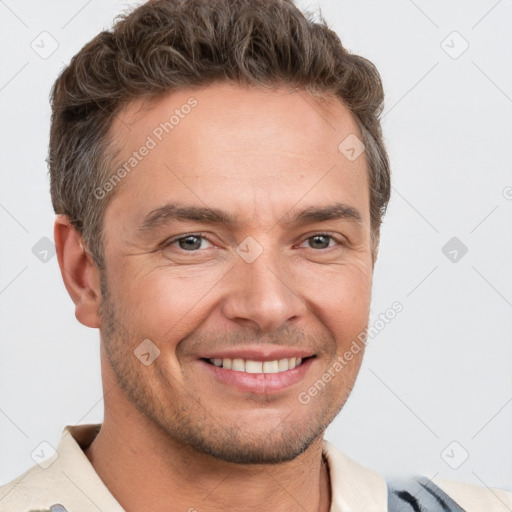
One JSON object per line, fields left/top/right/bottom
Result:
{"left": 97, "top": 270, "right": 361, "bottom": 464}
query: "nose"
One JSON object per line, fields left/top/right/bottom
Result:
{"left": 221, "top": 247, "right": 308, "bottom": 333}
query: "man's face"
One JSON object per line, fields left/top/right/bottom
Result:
{"left": 98, "top": 83, "right": 374, "bottom": 464}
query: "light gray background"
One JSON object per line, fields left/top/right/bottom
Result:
{"left": 1, "top": 0, "right": 511, "bottom": 493}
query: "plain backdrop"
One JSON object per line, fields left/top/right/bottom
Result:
{"left": 1, "top": 0, "right": 511, "bottom": 491}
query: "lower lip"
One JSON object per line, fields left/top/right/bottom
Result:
{"left": 199, "top": 358, "right": 315, "bottom": 395}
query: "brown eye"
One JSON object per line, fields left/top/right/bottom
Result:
{"left": 299, "top": 234, "right": 340, "bottom": 250}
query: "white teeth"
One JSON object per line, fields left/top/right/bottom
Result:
{"left": 246, "top": 360, "right": 263, "bottom": 373}
{"left": 232, "top": 358, "right": 245, "bottom": 371}
{"left": 262, "top": 360, "right": 279, "bottom": 373}
{"left": 278, "top": 359, "right": 289, "bottom": 371}
{"left": 208, "top": 357, "right": 306, "bottom": 373}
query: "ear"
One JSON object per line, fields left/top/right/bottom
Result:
{"left": 54, "top": 215, "right": 102, "bottom": 328}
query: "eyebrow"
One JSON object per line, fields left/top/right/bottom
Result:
{"left": 138, "top": 201, "right": 363, "bottom": 232}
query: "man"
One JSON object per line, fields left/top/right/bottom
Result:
{"left": 1, "top": 0, "right": 510, "bottom": 511}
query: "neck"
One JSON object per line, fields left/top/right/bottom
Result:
{"left": 84, "top": 406, "right": 331, "bottom": 512}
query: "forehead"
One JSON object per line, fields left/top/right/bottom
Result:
{"left": 113, "top": 83, "right": 361, "bottom": 156}
{"left": 105, "top": 83, "right": 369, "bottom": 228}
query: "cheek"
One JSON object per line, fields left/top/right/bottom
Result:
{"left": 114, "top": 264, "right": 227, "bottom": 341}
{"left": 301, "top": 256, "right": 372, "bottom": 310}
{"left": 107, "top": 248, "right": 372, "bottom": 346}
{"left": 300, "top": 259, "right": 372, "bottom": 347}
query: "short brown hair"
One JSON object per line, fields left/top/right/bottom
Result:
{"left": 48, "top": 0, "right": 390, "bottom": 268}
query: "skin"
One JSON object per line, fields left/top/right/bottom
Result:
{"left": 55, "top": 83, "right": 376, "bottom": 512}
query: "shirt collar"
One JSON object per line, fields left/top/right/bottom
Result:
{"left": 322, "top": 439, "right": 387, "bottom": 512}
{"left": 60, "top": 424, "right": 387, "bottom": 512}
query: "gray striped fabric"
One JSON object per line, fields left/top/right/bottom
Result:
{"left": 387, "top": 476, "right": 467, "bottom": 511}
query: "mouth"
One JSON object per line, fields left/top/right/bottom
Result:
{"left": 198, "top": 355, "right": 316, "bottom": 394}
{"left": 201, "top": 356, "right": 313, "bottom": 373}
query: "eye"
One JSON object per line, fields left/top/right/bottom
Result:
{"left": 164, "top": 234, "right": 213, "bottom": 252}
{"left": 299, "top": 233, "right": 341, "bottom": 250}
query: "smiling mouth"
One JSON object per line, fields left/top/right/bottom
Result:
{"left": 201, "top": 356, "right": 314, "bottom": 373}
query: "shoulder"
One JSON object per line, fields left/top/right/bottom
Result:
{"left": 433, "top": 476, "right": 512, "bottom": 512}
{"left": 0, "top": 424, "right": 114, "bottom": 512}
{"left": 387, "top": 474, "right": 512, "bottom": 512}
{"left": 0, "top": 463, "right": 69, "bottom": 512}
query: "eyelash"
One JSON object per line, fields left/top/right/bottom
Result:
{"left": 162, "top": 232, "right": 345, "bottom": 252}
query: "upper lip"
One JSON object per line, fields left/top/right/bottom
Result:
{"left": 199, "top": 345, "right": 315, "bottom": 362}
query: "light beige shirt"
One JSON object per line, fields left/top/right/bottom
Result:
{"left": 0, "top": 424, "right": 510, "bottom": 512}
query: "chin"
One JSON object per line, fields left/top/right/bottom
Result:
{"left": 158, "top": 409, "right": 332, "bottom": 465}
{"left": 186, "top": 432, "right": 319, "bottom": 464}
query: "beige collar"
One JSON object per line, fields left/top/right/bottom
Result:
{"left": 62, "top": 424, "right": 388, "bottom": 512}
